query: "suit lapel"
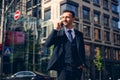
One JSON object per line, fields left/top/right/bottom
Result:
{"left": 74, "top": 30, "right": 84, "bottom": 63}
{"left": 75, "top": 29, "right": 80, "bottom": 54}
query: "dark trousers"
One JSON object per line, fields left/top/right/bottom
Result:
{"left": 57, "top": 66, "right": 83, "bottom": 80}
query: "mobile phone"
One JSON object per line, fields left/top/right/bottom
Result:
{"left": 61, "top": 22, "right": 63, "bottom": 27}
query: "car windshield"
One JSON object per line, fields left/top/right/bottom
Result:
{"left": 13, "top": 71, "right": 36, "bottom": 77}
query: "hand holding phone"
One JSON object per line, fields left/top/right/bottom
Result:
{"left": 53, "top": 17, "right": 63, "bottom": 30}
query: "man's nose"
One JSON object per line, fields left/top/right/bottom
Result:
{"left": 62, "top": 17, "right": 67, "bottom": 21}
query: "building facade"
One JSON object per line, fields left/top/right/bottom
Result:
{"left": 41, "top": 0, "right": 120, "bottom": 80}
{"left": 1, "top": 0, "right": 120, "bottom": 80}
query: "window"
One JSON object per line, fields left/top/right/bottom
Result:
{"left": 32, "top": 7, "right": 37, "bottom": 17}
{"left": 83, "top": 0, "right": 90, "bottom": 3}
{"left": 42, "top": 27, "right": 47, "bottom": 37}
{"left": 104, "top": 47, "right": 111, "bottom": 59}
{"left": 104, "top": 31, "right": 110, "bottom": 42}
{"left": 113, "top": 49, "right": 120, "bottom": 60}
{"left": 60, "top": 3, "right": 78, "bottom": 17}
{"left": 103, "top": 14, "right": 109, "bottom": 27}
{"left": 93, "top": 0, "right": 100, "bottom": 5}
{"left": 103, "top": 0, "right": 109, "bottom": 9}
{"left": 85, "top": 44, "right": 91, "bottom": 58}
{"left": 16, "top": 0, "right": 20, "bottom": 2}
{"left": 44, "top": 9, "right": 51, "bottom": 21}
{"left": 113, "top": 33, "right": 120, "bottom": 45}
{"left": 94, "top": 28, "right": 101, "bottom": 40}
{"left": 83, "top": 7, "right": 90, "bottom": 21}
{"left": 83, "top": 25, "right": 91, "bottom": 38}
{"left": 38, "top": 6, "right": 41, "bottom": 18}
{"left": 33, "top": 0, "right": 37, "bottom": 6}
{"left": 111, "top": 3, "right": 118, "bottom": 13}
{"left": 38, "top": 0, "right": 41, "bottom": 3}
{"left": 73, "top": 22, "right": 79, "bottom": 30}
{"left": 26, "top": 1, "right": 31, "bottom": 9}
{"left": 94, "top": 11, "right": 100, "bottom": 24}
{"left": 94, "top": 46, "right": 101, "bottom": 59}
{"left": 112, "top": 17, "right": 119, "bottom": 29}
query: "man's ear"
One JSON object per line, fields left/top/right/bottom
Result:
{"left": 72, "top": 18, "right": 75, "bottom": 22}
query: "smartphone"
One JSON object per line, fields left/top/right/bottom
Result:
{"left": 59, "top": 16, "right": 64, "bottom": 27}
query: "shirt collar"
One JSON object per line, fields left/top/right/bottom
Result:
{"left": 64, "top": 26, "right": 74, "bottom": 32}
{"left": 64, "top": 26, "right": 75, "bottom": 38}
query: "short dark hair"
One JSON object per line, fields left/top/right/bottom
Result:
{"left": 62, "top": 10, "right": 75, "bottom": 18}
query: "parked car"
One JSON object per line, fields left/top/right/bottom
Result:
{"left": 5, "top": 71, "right": 54, "bottom": 80}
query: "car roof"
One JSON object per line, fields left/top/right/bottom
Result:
{"left": 13, "top": 71, "right": 36, "bottom": 76}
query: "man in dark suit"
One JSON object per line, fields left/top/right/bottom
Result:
{"left": 45, "top": 10, "right": 86, "bottom": 80}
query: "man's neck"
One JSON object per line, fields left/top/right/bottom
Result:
{"left": 66, "top": 25, "right": 73, "bottom": 29}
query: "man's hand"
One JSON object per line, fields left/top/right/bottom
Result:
{"left": 77, "top": 64, "right": 85, "bottom": 70}
{"left": 53, "top": 18, "right": 63, "bottom": 30}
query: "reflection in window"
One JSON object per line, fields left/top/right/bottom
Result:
{"left": 104, "top": 31, "right": 110, "bottom": 42}
{"left": 94, "top": 28, "right": 101, "bottom": 40}
{"left": 32, "top": 7, "right": 37, "bottom": 17}
{"left": 26, "top": 1, "right": 31, "bottom": 9}
{"left": 38, "top": 0, "right": 41, "bottom": 3}
{"left": 44, "top": 9, "right": 51, "bottom": 21}
{"left": 83, "top": 7, "right": 90, "bottom": 21}
{"left": 83, "top": 0, "right": 90, "bottom": 3}
{"left": 83, "top": 25, "right": 91, "bottom": 38}
{"left": 33, "top": 0, "right": 37, "bottom": 6}
{"left": 94, "top": 12, "right": 100, "bottom": 24}
{"left": 93, "top": 0, "right": 100, "bottom": 5}
{"left": 104, "top": 47, "right": 111, "bottom": 59}
{"left": 111, "top": 3, "right": 118, "bottom": 13}
{"left": 73, "top": 22, "right": 79, "bottom": 30}
{"left": 113, "top": 49, "right": 120, "bottom": 60}
{"left": 103, "top": 0, "right": 109, "bottom": 9}
{"left": 38, "top": 6, "right": 41, "bottom": 18}
{"left": 103, "top": 14, "right": 109, "bottom": 27}
{"left": 42, "top": 27, "right": 47, "bottom": 37}
{"left": 60, "top": 3, "right": 78, "bottom": 17}
{"left": 112, "top": 18, "right": 118, "bottom": 29}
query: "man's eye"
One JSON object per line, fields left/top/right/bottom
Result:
{"left": 66, "top": 17, "right": 70, "bottom": 18}
{"left": 61, "top": 16, "right": 70, "bottom": 19}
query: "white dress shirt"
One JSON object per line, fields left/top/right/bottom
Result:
{"left": 64, "top": 26, "right": 75, "bottom": 40}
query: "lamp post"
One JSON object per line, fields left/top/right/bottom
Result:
{"left": 0, "top": 0, "right": 4, "bottom": 79}
{"left": 0, "top": 0, "right": 16, "bottom": 79}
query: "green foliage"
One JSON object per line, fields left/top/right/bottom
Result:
{"left": 93, "top": 50, "right": 102, "bottom": 71}
{"left": 48, "top": 45, "right": 54, "bottom": 59}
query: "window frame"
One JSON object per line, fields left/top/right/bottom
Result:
{"left": 93, "top": 11, "right": 100, "bottom": 25}
{"left": 60, "top": 2, "right": 79, "bottom": 17}
{"left": 104, "top": 30, "right": 110, "bottom": 42}
{"left": 83, "top": 25, "right": 91, "bottom": 38}
{"left": 44, "top": 8, "right": 51, "bottom": 21}
{"left": 94, "top": 28, "right": 101, "bottom": 40}
{"left": 83, "top": 6, "right": 90, "bottom": 21}
{"left": 103, "top": 14, "right": 109, "bottom": 27}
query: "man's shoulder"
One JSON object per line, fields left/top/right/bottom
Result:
{"left": 74, "top": 29, "right": 83, "bottom": 35}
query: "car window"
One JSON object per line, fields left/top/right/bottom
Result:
{"left": 15, "top": 72, "right": 25, "bottom": 77}
{"left": 15, "top": 71, "right": 36, "bottom": 77}
{"left": 24, "top": 72, "right": 35, "bottom": 76}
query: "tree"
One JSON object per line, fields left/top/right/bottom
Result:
{"left": 93, "top": 47, "right": 102, "bottom": 80}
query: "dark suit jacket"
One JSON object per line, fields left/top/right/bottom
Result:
{"left": 45, "top": 28, "right": 86, "bottom": 71}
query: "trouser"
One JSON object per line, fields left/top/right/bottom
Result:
{"left": 57, "top": 66, "right": 83, "bottom": 80}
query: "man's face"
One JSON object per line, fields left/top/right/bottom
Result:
{"left": 61, "top": 12, "right": 74, "bottom": 27}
